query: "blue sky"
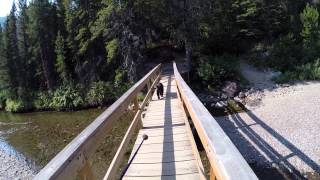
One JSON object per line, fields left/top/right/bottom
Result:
{"left": 0, "top": 0, "right": 16, "bottom": 17}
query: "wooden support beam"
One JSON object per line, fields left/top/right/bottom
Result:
{"left": 133, "top": 97, "right": 139, "bottom": 112}
{"left": 79, "top": 159, "right": 95, "bottom": 180}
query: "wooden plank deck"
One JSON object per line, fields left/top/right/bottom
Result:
{"left": 123, "top": 74, "right": 201, "bottom": 180}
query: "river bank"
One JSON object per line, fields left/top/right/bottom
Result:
{"left": 0, "top": 107, "right": 135, "bottom": 179}
{"left": 0, "top": 109, "right": 103, "bottom": 179}
{"left": 214, "top": 62, "right": 320, "bottom": 179}
{"left": 0, "top": 140, "right": 35, "bottom": 180}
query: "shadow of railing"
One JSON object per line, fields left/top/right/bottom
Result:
{"left": 162, "top": 74, "right": 176, "bottom": 179}
{"left": 217, "top": 105, "right": 320, "bottom": 179}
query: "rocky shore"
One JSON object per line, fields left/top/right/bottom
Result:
{"left": 0, "top": 140, "right": 35, "bottom": 180}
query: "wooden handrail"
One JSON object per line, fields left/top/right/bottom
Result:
{"left": 173, "top": 62, "right": 258, "bottom": 180}
{"left": 103, "top": 72, "right": 161, "bottom": 180}
{"left": 34, "top": 64, "right": 161, "bottom": 180}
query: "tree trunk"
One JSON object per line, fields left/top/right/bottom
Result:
{"left": 185, "top": 40, "right": 192, "bottom": 71}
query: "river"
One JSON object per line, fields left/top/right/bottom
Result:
{"left": 0, "top": 109, "right": 109, "bottom": 179}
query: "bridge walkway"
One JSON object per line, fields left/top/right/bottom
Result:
{"left": 123, "top": 72, "right": 201, "bottom": 179}
{"left": 34, "top": 63, "right": 258, "bottom": 180}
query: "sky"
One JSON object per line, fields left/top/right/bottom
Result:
{"left": 0, "top": 0, "right": 15, "bottom": 17}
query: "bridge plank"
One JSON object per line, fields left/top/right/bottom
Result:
{"left": 123, "top": 74, "right": 202, "bottom": 179}
{"left": 125, "top": 160, "right": 199, "bottom": 176}
{"left": 131, "top": 150, "right": 195, "bottom": 163}
{"left": 122, "top": 173, "right": 200, "bottom": 180}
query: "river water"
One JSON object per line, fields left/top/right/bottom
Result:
{"left": 0, "top": 109, "right": 104, "bottom": 179}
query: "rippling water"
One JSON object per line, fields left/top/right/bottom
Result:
{"left": 0, "top": 109, "right": 103, "bottom": 170}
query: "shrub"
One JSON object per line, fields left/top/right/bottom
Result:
{"left": 0, "top": 90, "right": 8, "bottom": 110}
{"left": 296, "top": 58, "right": 320, "bottom": 80}
{"left": 267, "top": 33, "right": 303, "bottom": 72}
{"left": 273, "top": 58, "right": 320, "bottom": 83}
{"left": 34, "top": 91, "right": 54, "bottom": 110}
{"left": 247, "top": 42, "right": 271, "bottom": 68}
{"left": 86, "top": 81, "right": 115, "bottom": 106}
{"left": 195, "top": 54, "right": 238, "bottom": 91}
{"left": 300, "top": 3, "right": 320, "bottom": 59}
{"left": 51, "top": 84, "right": 84, "bottom": 110}
{"left": 5, "top": 98, "right": 28, "bottom": 113}
{"left": 106, "top": 39, "right": 119, "bottom": 63}
{"left": 114, "top": 68, "right": 128, "bottom": 88}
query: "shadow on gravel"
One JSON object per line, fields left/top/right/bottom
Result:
{"left": 215, "top": 105, "right": 320, "bottom": 180}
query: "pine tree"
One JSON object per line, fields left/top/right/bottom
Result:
{"left": 65, "top": 0, "right": 106, "bottom": 84}
{"left": 231, "top": 0, "right": 262, "bottom": 39}
{"left": 17, "top": 0, "right": 31, "bottom": 90}
{"left": 300, "top": 3, "right": 320, "bottom": 55}
{"left": 55, "top": 31, "right": 68, "bottom": 83}
{"left": 28, "top": 0, "right": 57, "bottom": 90}
{"left": 0, "top": 25, "right": 9, "bottom": 90}
{"left": 5, "top": 3, "right": 21, "bottom": 94}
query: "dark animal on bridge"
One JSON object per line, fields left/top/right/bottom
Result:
{"left": 156, "top": 83, "right": 164, "bottom": 99}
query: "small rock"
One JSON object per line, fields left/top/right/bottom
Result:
{"left": 238, "top": 92, "right": 246, "bottom": 98}
{"left": 234, "top": 97, "right": 242, "bottom": 102}
{"left": 220, "top": 93, "right": 228, "bottom": 100}
{"left": 215, "top": 101, "right": 227, "bottom": 108}
{"left": 222, "top": 81, "right": 239, "bottom": 98}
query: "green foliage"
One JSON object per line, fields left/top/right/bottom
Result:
{"left": 0, "top": 0, "right": 317, "bottom": 112}
{"left": 137, "top": 94, "right": 146, "bottom": 102}
{"left": 196, "top": 55, "right": 238, "bottom": 90}
{"left": 5, "top": 3, "right": 21, "bottom": 91}
{"left": 300, "top": 4, "right": 320, "bottom": 58}
{"left": 0, "top": 90, "right": 8, "bottom": 110}
{"left": 114, "top": 68, "right": 128, "bottom": 87}
{"left": 5, "top": 98, "right": 30, "bottom": 113}
{"left": 0, "top": 25, "right": 9, "bottom": 90}
{"left": 267, "top": 33, "right": 303, "bottom": 71}
{"left": 51, "top": 84, "right": 84, "bottom": 111}
{"left": 232, "top": 0, "right": 261, "bottom": 38}
{"left": 297, "top": 59, "right": 320, "bottom": 80}
{"left": 86, "top": 81, "right": 115, "bottom": 106}
{"left": 273, "top": 59, "right": 320, "bottom": 83}
{"left": 55, "top": 31, "right": 68, "bottom": 83}
{"left": 106, "top": 39, "right": 119, "bottom": 63}
{"left": 34, "top": 91, "right": 54, "bottom": 110}
{"left": 258, "top": 4, "right": 320, "bottom": 83}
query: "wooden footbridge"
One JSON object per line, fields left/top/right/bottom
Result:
{"left": 34, "top": 63, "right": 258, "bottom": 180}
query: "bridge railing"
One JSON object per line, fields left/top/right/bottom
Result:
{"left": 173, "top": 62, "right": 258, "bottom": 180}
{"left": 34, "top": 64, "right": 162, "bottom": 180}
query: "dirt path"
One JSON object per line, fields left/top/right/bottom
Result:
{"left": 240, "top": 61, "right": 277, "bottom": 90}
{"left": 215, "top": 62, "right": 320, "bottom": 178}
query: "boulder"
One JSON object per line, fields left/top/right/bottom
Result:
{"left": 222, "top": 81, "right": 239, "bottom": 98}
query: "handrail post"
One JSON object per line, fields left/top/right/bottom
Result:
{"left": 133, "top": 96, "right": 139, "bottom": 112}
{"left": 79, "top": 159, "right": 95, "bottom": 180}
{"left": 147, "top": 79, "right": 151, "bottom": 90}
